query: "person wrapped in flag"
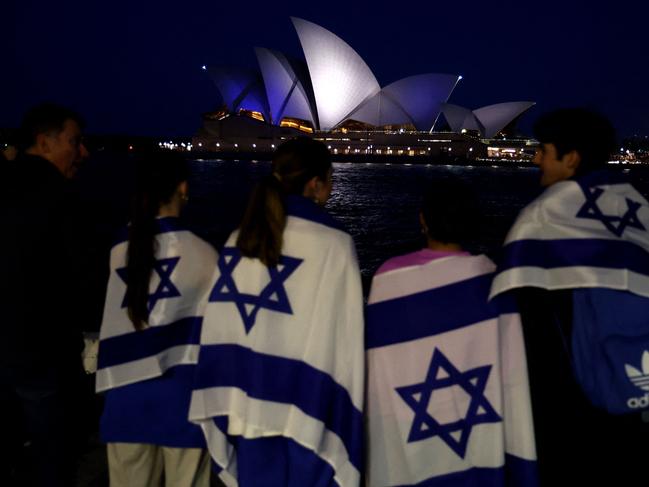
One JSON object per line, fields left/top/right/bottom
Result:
{"left": 97, "top": 153, "right": 217, "bottom": 486}
{"left": 189, "top": 138, "right": 364, "bottom": 487}
{"left": 365, "top": 180, "right": 537, "bottom": 486}
{"left": 489, "top": 108, "right": 649, "bottom": 484}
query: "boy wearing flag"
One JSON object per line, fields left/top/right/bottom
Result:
{"left": 490, "top": 108, "right": 649, "bottom": 484}
{"left": 365, "top": 180, "right": 537, "bottom": 486}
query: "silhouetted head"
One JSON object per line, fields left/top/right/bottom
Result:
{"left": 21, "top": 103, "right": 89, "bottom": 178}
{"left": 420, "top": 178, "right": 479, "bottom": 248}
{"left": 532, "top": 108, "right": 616, "bottom": 186}
{"left": 237, "top": 137, "right": 333, "bottom": 267}
{"left": 271, "top": 137, "right": 333, "bottom": 203}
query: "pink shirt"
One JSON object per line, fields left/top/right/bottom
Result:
{"left": 375, "top": 248, "right": 470, "bottom": 276}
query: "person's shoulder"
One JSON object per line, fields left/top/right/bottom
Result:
{"left": 181, "top": 230, "right": 218, "bottom": 259}
{"left": 285, "top": 195, "right": 348, "bottom": 235}
{"left": 374, "top": 250, "right": 425, "bottom": 276}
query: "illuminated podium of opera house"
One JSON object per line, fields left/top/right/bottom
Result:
{"left": 193, "top": 17, "right": 536, "bottom": 161}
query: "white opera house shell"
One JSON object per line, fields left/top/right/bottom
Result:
{"left": 203, "top": 17, "right": 534, "bottom": 139}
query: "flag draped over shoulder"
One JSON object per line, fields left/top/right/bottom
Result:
{"left": 366, "top": 254, "right": 537, "bottom": 486}
{"left": 489, "top": 171, "right": 649, "bottom": 415}
{"left": 490, "top": 171, "right": 649, "bottom": 299}
{"left": 96, "top": 218, "right": 218, "bottom": 393}
{"left": 189, "top": 196, "right": 364, "bottom": 487}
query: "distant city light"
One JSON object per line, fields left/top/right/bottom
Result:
{"left": 234, "top": 143, "right": 238, "bottom": 148}
{"left": 252, "top": 143, "right": 256, "bottom": 148}
{"left": 271, "top": 144, "right": 275, "bottom": 148}
{"left": 202, "top": 65, "right": 207, "bottom": 70}
{"left": 216, "top": 142, "right": 220, "bottom": 147}
{"left": 198, "top": 142, "right": 202, "bottom": 147}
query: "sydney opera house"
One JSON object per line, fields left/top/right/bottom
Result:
{"left": 193, "top": 17, "right": 536, "bottom": 160}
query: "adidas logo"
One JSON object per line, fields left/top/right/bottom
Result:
{"left": 625, "top": 350, "right": 649, "bottom": 392}
{"left": 624, "top": 350, "right": 649, "bottom": 409}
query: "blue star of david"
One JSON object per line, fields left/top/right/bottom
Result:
{"left": 395, "top": 348, "right": 501, "bottom": 458}
{"left": 116, "top": 256, "right": 182, "bottom": 310}
{"left": 209, "top": 247, "right": 303, "bottom": 334}
{"left": 576, "top": 186, "right": 646, "bottom": 237}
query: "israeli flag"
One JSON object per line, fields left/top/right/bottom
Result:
{"left": 96, "top": 217, "right": 218, "bottom": 392}
{"left": 189, "top": 196, "right": 365, "bottom": 487}
{"left": 490, "top": 171, "right": 649, "bottom": 299}
{"left": 366, "top": 254, "right": 537, "bottom": 486}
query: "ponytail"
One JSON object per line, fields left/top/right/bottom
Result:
{"left": 126, "top": 193, "right": 157, "bottom": 330}
{"left": 236, "top": 137, "right": 331, "bottom": 267}
{"left": 125, "top": 152, "right": 189, "bottom": 330}
{"left": 237, "top": 174, "right": 286, "bottom": 267}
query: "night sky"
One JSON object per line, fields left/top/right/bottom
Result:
{"left": 4, "top": 0, "right": 648, "bottom": 138}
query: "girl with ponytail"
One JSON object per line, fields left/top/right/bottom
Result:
{"left": 236, "top": 137, "right": 333, "bottom": 266}
{"left": 191, "top": 138, "right": 365, "bottom": 487}
{"left": 97, "top": 152, "right": 217, "bottom": 487}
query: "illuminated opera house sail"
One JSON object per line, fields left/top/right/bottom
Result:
{"left": 195, "top": 17, "right": 536, "bottom": 159}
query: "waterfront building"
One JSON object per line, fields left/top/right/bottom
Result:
{"left": 193, "top": 17, "right": 536, "bottom": 161}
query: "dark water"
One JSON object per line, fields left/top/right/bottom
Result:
{"left": 74, "top": 155, "right": 649, "bottom": 322}
{"left": 184, "top": 159, "right": 542, "bottom": 282}
{"left": 80, "top": 156, "right": 649, "bottom": 283}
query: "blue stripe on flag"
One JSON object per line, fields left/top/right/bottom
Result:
{"left": 498, "top": 238, "right": 649, "bottom": 274}
{"left": 194, "top": 344, "right": 363, "bottom": 471}
{"left": 395, "top": 454, "right": 538, "bottom": 487}
{"left": 366, "top": 274, "right": 512, "bottom": 349}
{"left": 98, "top": 316, "right": 202, "bottom": 369}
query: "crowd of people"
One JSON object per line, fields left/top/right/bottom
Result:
{"left": 2, "top": 103, "right": 649, "bottom": 487}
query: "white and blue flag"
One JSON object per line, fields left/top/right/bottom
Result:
{"left": 490, "top": 171, "right": 649, "bottom": 299}
{"left": 366, "top": 254, "right": 537, "bottom": 486}
{"left": 490, "top": 171, "right": 649, "bottom": 415}
{"left": 189, "top": 196, "right": 365, "bottom": 487}
{"left": 96, "top": 217, "right": 218, "bottom": 393}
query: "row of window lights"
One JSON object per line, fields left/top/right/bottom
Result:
{"left": 159, "top": 140, "right": 477, "bottom": 154}
{"left": 161, "top": 142, "right": 278, "bottom": 149}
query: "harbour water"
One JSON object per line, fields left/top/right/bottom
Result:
{"left": 181, "top": 159, "right": 649, "bottom": 288}
{"left": 184, "top": 159, "right": 541, "bottom": 285}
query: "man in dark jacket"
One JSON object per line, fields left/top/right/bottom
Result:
{"left": 0, "top": 103, "right": 90, "bottom": 486}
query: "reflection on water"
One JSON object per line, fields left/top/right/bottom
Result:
{"left": 184, "top": 159, "right": 542, "bottom": 281}
{"left": 185, "top": 158, "right": 649, "bottom": 284}
{"left": 74, "top": 154, "right": 649, "bottom": 308}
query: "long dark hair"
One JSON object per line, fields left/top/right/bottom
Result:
{"left": 126, "top": 152, "right": 189, "bottom": 330}
{"left": 237, "top": 137, "right": 331, "bottom": 267}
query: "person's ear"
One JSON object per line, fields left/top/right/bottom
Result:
{"left": 563, "top": 149, "right": 581, "bottom": 171}
{"left": 35, "top": 133, "right": 51, "bottom": 155}
{"left": 178, "top": 181, "right": 189, "bottom": 202}
{"left": 303, "top": 176, "right": 318, "bottom": 199}
{"left": 419, "top": 212, "right": 429, "bottom": 236}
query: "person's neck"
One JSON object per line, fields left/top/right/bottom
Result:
{"left": 426, "top": 239, "right": 463, "bottom": 252}
{"left": 24, "top": 148, "right": 64, "bottom": 175}
{"left": 158, "top": 199, "right": 182, "bottom": 218}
